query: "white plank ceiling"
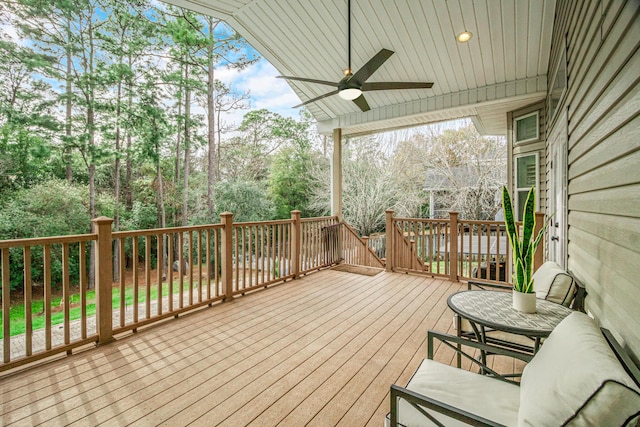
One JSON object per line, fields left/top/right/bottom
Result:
{"left": 163, "top": 0, "right": 556, "bottom": 136}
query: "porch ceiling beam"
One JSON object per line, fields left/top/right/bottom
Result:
{"left": 317, "top": 76, "right": 547, "bottom": 137}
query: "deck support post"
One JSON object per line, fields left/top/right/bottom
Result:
{"left": 449, "top": 212, "right": 459, "bottom": 282}
{"left": 291, "top": 210, "right": 301, "bottom": 279}
{"left": 385, "top": 209, "right": 394, "bottom": 272}
{"left": 534, "top": 211, "right": 544, "bottom": 272}
{"left": 220, "top": 212, "right": 234, "bottom": 301}
{"left": 93, "top": 216, "right": 114, "bottom": 345}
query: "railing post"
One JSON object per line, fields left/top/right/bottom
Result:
{"left": 93, "top": 216, "right": 114, "bottom": 345}
{"left": 362, "top": 236, "right": 369, "bottom": 266}
{"left": 220, "top": 212, "right": 234, "bottom": 301}
{"left": 534, "top": 211, "right": 545, "bottom": 271}
{"left": 449, "top": 212, "right": 459, "bottom": 282}
{"left": 291, "top": 210, "right": 301, "bottom": 279}
{"left": 385, "top": 209, "right": 394, "bottom": 272}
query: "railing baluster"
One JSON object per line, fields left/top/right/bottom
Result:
{"left": 168, "top": 233, "right": 174, "bottom": 312}
{"left": 24, "top": 246, "right": 32, "bottom": 356}
{"left": 119, "top": 238, "right": 126, "bottom": 327}
{"left": 132, "top": 237, "right": 139, "bottom": 323}
{"left": 43, "top": 244, "right": 51, "bottom": 350}
{"left": 188, "top": 230, "right": 194, "bottom": 305}
{"left": 205, "top": 230, "right": 211, "bottom": 301}
{"left": 145, "top": 235, "right": 151, "bottom": 319}
{"left": 157, "top": 233, "right": 163, "bottom": 315}
{"left": 197, "top": 230, "right": 203, "bottom": 303}
{"left": 62, "top": 243, "right": 70, "bottom": 347}
{"left": 178, "top": 232, "right": 184, "bottom": 308}
{"left": 79, "top": 241, "right": 87, "bottom": 338}
{"left": 2, "top": 247, "right": 10, "bottom": 362}
{"left": 247, "top": 226, "right": 253, "bottom": 287}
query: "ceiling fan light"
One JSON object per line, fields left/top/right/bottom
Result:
{"left": 457, "top": 31, "right": 473, "bottom": 43}
{"left": 339, "top": 88, "right": 362, "bottom": 100}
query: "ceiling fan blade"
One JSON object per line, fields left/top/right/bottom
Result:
{"left": 292, "top": 90, "right": 340, "bottom": 108}
{"left": 350, "top": 49, "right": 394, "bottom": 85}
{"left": 352, "top": 94, "right": 370, "bottom": 112}
{"left": 361, "top": 81, "right": 434, "bottom": 91}
{"left": 277, "top": 75, "right": 337, "bottom": 87}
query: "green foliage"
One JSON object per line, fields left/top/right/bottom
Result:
{"left": 0, "top": 180, "right": 114, "bottom": 290}
{"left": 268, "top": 144, "right": 320, "bottom": 219}
{"left": 214, "top": 180, "right": 274, "bottom": 222}
{"left": 502, "top": 186, "right": 546, "bottom": 293}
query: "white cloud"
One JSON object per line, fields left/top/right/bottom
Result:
{"left": 216, "top": 59, "right": 302, "bottom": 124}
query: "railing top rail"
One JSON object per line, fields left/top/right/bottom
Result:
{"left": 393, "top": 217, "right": 450, "bottom": 223}
{"left": 0, "top": 233, "right": 97, "bottom": 249}
{"left": 301, "top": 216, "right": 339, "bottom": 223}
{"left": 457, "top": 220, "right": 506, "bottom": 226}
{"left": 113, "top": 223, "right": 224, "bottom": 238}
{"left": 233, "top": 219, "right": 294, "bottom": 227}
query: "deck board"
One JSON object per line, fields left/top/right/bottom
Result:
{"left": 0, "top": 270, "right": 525, "bottom": 426}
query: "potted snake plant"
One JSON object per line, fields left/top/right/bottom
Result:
{"left": 502, "top": 186, "right": 546, "bottom": 313}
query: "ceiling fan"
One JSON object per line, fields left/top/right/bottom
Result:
{"left": 277, "top": 0, "right": 433, "bottom": 112}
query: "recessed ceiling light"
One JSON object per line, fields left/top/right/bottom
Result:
{"left": 457, "top": 31, "right": 473, "bottom": 43}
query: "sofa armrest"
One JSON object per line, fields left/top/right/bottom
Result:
{"left": 389, "top": 385, "right": 507, "bottom": 427}
{"left": 428, "top": 329, "right": 532, "bottom": 382}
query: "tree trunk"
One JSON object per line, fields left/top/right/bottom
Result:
{"left": 65, "top": 20, "right": 73, "bottom": 184}
{"left": 125, "top": 56, "right": 133, "bottom": 211}
{"left": 157, "top": 147, "right": 167, "bottom": 276}
{"left": 207, "top": 18, "right": 216, "bottom": 214}
{"left": 173, "top": 64, "right": 183, "bottom": 230}
{"left": 113, "top": 76, "right": 122, "bottom": 281}
{"left": 182, "top": 64, "right": 190, "bottom": 227}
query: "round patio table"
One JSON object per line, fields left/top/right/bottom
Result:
{"left": 448, "top": 290, "right": 573, "bottom": 354}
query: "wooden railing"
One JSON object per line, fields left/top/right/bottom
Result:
{"left": 341, "top": 222, "right": 385, "bottom": 268}
{"left": 0, "top": 208, "right": 543, "bottom": 372}
{"left": 385, "top": 210, "right": 544, "bottom": 284}
{"left": 0, "top": 233, "right": 98, "bottom": 369}
{"left": 300, "top": 216, "right": 341, "bottom": 274}
{"left": 0, "top": 211, "right": 342, "bottom": 371}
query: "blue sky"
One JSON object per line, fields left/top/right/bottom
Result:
{"left": 216, "top": 57, "right": 302, "bottom": 125}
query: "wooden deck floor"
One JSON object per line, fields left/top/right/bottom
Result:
{"left": 0, "top": 269, "right": 522, "bottom": 426}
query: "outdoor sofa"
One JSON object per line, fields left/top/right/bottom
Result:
{"left": 387, "top": 311, "right": 640, "bottom": 426}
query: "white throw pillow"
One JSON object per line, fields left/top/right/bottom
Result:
{"left": 533, "top": 261, "right": 575, "bottom": 306}
{"left": 518, "top": 312, "right": 640, "bottom": 426}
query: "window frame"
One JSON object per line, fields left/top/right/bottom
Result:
{"left": 514, "top": 152, "right": 540, "bottom": 221}
{"left": 514, "top": 111, "right": 540, "bottom": 145}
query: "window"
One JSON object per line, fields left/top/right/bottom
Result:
{"left": 548, "top": 46, "right": 567, "bottom": 125}
{"left": 515, "top": 153, "right": 539, "bottom": 220}
{"left": 514, "top": 112, "right": 539, "bottom": 144}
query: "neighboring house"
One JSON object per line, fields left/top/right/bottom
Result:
{"left": 423, "top": 161, "right": 505, "bottom": 220}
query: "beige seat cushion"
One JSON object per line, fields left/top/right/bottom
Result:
{"left": 389, "top": 359, "right": 520, "bottom": 427}
{"left": 518, "top": 312, "right": 640, "bottom": 426}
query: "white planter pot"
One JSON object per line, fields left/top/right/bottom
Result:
{"left": 512, "top": 290, "right": 537, "bottom": 313}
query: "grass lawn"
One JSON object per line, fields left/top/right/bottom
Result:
{"left": 1, "top": 280, "right": 197, "bottom": 339}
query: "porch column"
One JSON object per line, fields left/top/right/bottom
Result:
{"left": 331, "top": 128, "right": 343, "bottom": 219}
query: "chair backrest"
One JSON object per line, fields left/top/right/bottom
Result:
{"left": 518, "top": 312, "right": 640, "bottom": 426}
